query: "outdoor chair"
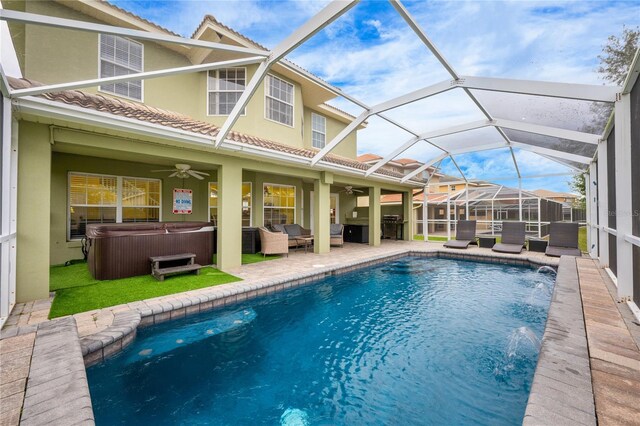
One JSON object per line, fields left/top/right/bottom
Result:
{"left": 545, "top": 222, "right": 582, "bottom": 257}
{"left": 258, "top": 227, "right": 288, "bottom": 257}
{"left": 492, "top": 222, "right": 526, "bottom": 254}
{"left": 443, "top": 220, "right": 476, "bottom": 249}
{"left": 330, "top": 224, "right": 344, "bottom": 247}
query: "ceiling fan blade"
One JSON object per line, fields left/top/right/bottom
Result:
{"left": 187, "top": 170, "right": 205, "bottom": 180}
{"left": 151, "top": 169, "right": 177, "bottom": 172}
{"left": 353, "top": 189, "right": 364, "bottom": 193}
{"left": 168, "top": 171, "right": 179, "bottom": 178}
{"left": 190, "top": 170, "right": 210, "bottom": 176}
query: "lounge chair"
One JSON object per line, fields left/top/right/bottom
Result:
{"left": 492, "top": 222, "right": 526, "bottom": 254}
{"left": 443, "top": 220, "right": 476, "bottom": 249}
{"left": 330, "top": 224, "right": 344, "bottom": 247}
{"left": 545, "top": 222, "right": 582, "bottom": 257}
{"left": 258, "top": 227, "right": 288, "bottom": 257}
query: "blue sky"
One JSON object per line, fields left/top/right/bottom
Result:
{"left": 111, "top": 0, "right": 638, "bottom": 192}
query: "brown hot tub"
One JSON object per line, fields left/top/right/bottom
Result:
{"left": 86, "top": 222, "right": 214, "bottom": 280}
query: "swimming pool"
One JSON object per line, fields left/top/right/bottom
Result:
{"left": 87, "top": 256, "right": 555, "bottom": 425}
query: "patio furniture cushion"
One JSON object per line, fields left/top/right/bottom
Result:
{"left": 444, "top": 239, "right": 473, "bottom": 249}
{"left": 271, "top": 224, "right": 287, "bottom": 234}
{"left": 492, "top": 243, "right": 524, "bottom": 254}
{"left": 545, "top": 246, "right": 582, "bottom": 257}
{"left": 330, "top": 224, "right": 343, "bottom": 236}
{"left": 284, "top": 224, "right": 311, "bottom": 237}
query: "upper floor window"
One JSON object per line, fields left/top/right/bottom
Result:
{"left": 208, "top": 68, "right": 246, "bottom": 115}
{"left": 265, "top": 75, "right": 294, "bottom": 126}
{"left": 99, "top": 34, "right": 143, "bottom": 101}
{"left": 311, "top": 113, "right": 326, "bottom": 148}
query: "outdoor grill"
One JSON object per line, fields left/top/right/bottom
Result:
{"left": 382, "top": 215, "right": 404, "bottom": 240}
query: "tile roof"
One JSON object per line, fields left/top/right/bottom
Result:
{"left": 357, "top": 153, "right": 382, "bottom": 162}
{"left": 9, "top": 77, "right": 419, "bottom": 183}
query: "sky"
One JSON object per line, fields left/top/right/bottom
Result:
{"left": 31, "top": 1, "right": 640, "bottom": 191}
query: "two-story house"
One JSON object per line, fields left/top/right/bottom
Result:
{"left": 1, "top": 0, "right": 418, "bottom": 305}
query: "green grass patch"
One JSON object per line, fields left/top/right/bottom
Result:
{"left": 49, "top": 262, "right": 242, "bottom": 318}
{"left": 413, "top": 235, "right": 448, "bottom": 242}
{"left": 578, "top": 226, "right": 587, "bottom": 253}
{"left": 212, "top": 253, "right": 281, "bottom": 265}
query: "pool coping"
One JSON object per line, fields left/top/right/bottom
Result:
{"left": 21, "top": 248, "right": 585, "bottom": 425}
{"left": 523, "top": 256, "right": 596, "bottom": 425}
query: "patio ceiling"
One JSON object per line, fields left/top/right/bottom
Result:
{"left": 0, "top": 0, "right": 621, "bottom": 186}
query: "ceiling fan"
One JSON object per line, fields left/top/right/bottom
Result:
{"left": 151, "top": 164, "right": 210, "bottom": 180}
{"left": 339, "top": 185, "right": 364, "bottom": 195}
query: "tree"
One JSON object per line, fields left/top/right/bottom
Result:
{"left": 569, "top": 173, "right": 586, "bottom": 209}
{"left": 572, "top": 27, "right": 639, "bottom": 202}
{"left": 597, "top": 25, "right": 639, "bottom": 85}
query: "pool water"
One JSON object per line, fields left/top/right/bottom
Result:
{"left": 87, "top": 257, "right": 555, "bottom": 425}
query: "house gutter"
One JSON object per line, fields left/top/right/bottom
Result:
{"left": 13, "top": 96, "right": 420, "bottom": 188}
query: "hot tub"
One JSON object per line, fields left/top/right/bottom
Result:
{"left": 86, "top": 222, "right": 214, "bottom": 280}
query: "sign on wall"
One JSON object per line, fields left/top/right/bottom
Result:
{"left": 173, "top": 188, "right": 193, "bottom": 214}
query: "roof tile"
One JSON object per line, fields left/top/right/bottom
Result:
{"left": 9, "top": 77, "right": 419, "bottom": 183}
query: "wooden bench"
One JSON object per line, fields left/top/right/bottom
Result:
{"left": 150, "top": 253, "right": 202, "bottom": 281}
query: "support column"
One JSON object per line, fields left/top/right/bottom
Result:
{"left": 614, "top": 92, "right": 633, "bottom": 300}
{"left": 422, "top": 185, "right": 428, "bottom": 242}
{"left": 16, "top": 123, "right": 51, "bottom": 302}
{"left": 537, "top": 198, "right": 542, "bottom": 238}
{"left": 597, "top": 138, "right": 609, "bottom": 267}
{"left": 313, "top": 172, "right": 331, "bottom": 254}
{"left": 588, "top": 163, "right": 598, "bottom": 258}
{"left": 402, "top": 190, "right": 413, "bottom": 241}
{"left": 518, "top": 179, "right": 523, "bottom": 222}
{"left": 368, "top": 186, "right": 381, "bottom": 246}
{"left": 217, "top": 163, "right": 242, "bottom": 271}
{"left": 446, "top": 193, "right": 451, "bottom": 241}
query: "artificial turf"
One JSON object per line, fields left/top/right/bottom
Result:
{"left": 211, "top": 253, "right": 281, "bottom": 265}
{"left": 49, "top": 262, "right": 242, "bottom": 318}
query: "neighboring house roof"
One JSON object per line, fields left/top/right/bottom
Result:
{"left": 357, "top": 153, "right": 382, "bottom": 163}
{"left": 394, "top": 158, "right": 421, "bottom": 166}
{"left": 532, "top": 189, "right": 579, "bottom": 199}
{"left": 10, "top": 77, "right": 414, "bottom": 183}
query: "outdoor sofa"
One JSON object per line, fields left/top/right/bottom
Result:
{"left": 443, "top": 220, "right": 477, "bottom": 249}
{"left": 545, "top": 222, "right": 582, "bottom": 257}
{"left": 271, "top": 224, "right": 312, "bottom": 248}
{"left": 492, "top": 222, "right": 526, "bottom": 254}
{"left": 86, "top": 222, "right": 214, "bottom": 280}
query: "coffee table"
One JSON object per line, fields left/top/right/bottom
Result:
{"left": 295, "top": 236, "right": 314, "bottom": 253}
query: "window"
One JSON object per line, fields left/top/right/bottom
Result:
{"left": 209, "top": 182, "right": 252, "bottom": 226}
{"left": 265, "top": 75, "right": 294, "bottom": 126}
{"left": 311, "top": 113, "right": 326, "bottom": 148}
{"left": 263, "top": 184, "right": 295, "bottom": 225}
{"left": 68, "top": 173, "right": 160, "bottom": 240}
{"left": 208, "top": 68, "right": 246, "bottom": 115}
{"left": 99, "top": 34, "right": 143, "bottom": 100}
{"left": 122, "top": 177, "right": 161, "bottom": 223}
